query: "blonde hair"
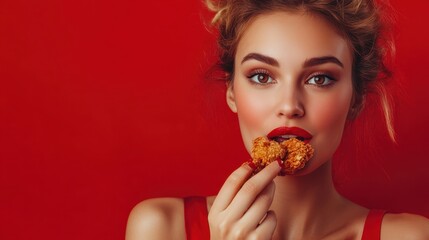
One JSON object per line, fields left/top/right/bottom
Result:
{"left": 205, "top": 0, "right": 396, "bottom": 141}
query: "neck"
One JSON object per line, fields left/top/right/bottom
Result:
{"left": 271, "top": 160, "right": 351, "bottom": 239}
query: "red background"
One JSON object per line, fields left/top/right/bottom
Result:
{"left": 1, "top": 0, "right": 428, "bottom": 239}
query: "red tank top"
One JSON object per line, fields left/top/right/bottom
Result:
{"left": 184, "top": 197, "right": 210, "bottom": 240}
{"left": 361, "top": 209, "right": 386, "bottom": 240}
{"left": 184, "top": 197, "right": 386, "bottom": 240}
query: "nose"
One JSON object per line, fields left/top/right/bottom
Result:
{"left": 277, "top": 88, "right": 305, "bottom": 119}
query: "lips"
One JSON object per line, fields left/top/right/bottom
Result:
{"left": 267, "top": 127, "right": 312, "bottom": 144}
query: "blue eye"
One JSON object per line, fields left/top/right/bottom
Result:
{"left": 307, "top": 74, "right": 334, "bottom": 87}
{"left": 248, "top": 72, "right": 274, "bottom": 84}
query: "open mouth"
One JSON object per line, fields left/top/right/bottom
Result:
{"left": 271, "top": 135, "right": 305, "bottom": 143}
{"left": 267, "top": 127, "right": 312, "bottom": 144}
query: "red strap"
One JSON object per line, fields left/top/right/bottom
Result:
{"left": 184, "top": 197, "right": 210, "bottom": 240}
{"left": 361, "top": 209, "right": 386, "bottom": 240}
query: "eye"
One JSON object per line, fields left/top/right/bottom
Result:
{"left": 306, "top": 74, "right": 335, "bottom": 87}
{"left": 248, "top": 71, "right": 274, "bottom": 85}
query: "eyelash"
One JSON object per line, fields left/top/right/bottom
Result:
{"left": 306, "top": 73, "right": 336, "bottom": 88}
{"left": 246, "top": 69, "right": 275, "bottom": 85}
{"left": 246, "top": 69, "right": 336, "bottom": 88}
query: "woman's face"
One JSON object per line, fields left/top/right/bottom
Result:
{"left": 227, "top": 11, "right": 354, "bottom": 174}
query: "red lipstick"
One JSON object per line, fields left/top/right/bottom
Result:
{"left": 267, "top": 127, "right": 312, "bottom": 144}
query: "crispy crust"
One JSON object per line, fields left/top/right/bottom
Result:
{"left": 250, "top": 136, "right": 314, "bottom": 175}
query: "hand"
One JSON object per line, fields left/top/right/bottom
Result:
{"left": 208, "top": 161, "right": 281, "bottom": 240}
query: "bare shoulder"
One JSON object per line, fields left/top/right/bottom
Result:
{"left": 125, "top": 197, "right": 186, "bottom": 240}
{"left": 382, "top": 212, "right": 429, "bottom": 240}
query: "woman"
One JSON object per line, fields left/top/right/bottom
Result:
{"left": 126, "top": 0, "right": 429, "bottom": 239}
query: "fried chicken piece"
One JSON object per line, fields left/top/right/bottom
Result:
{"left": 250, "top": 136, "right": 286, "bottom": 173}
{"left": 249, "top": 136, "right": 314, "bottom": 175}
{"left": 281, "top": 138, "right": 314, "bottom": 174}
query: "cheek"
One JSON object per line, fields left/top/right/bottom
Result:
{"left": 309, "top": 90, "right": 352, "bottom": 141}
{"left": 233, "top": 84, "right": 276, "bottom": 151}
{"left": 236, "top": 93, "right": 267, "bottom": 127}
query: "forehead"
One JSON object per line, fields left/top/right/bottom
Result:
{"left": 236, "top": 11, "right": 352, "bottom": 68}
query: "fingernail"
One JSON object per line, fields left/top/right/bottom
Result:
{"left": 242, "top": 160, "right": 256, "bottom": 170}
{"left": 276, "top": 158, "right": 284, "bottom": 169}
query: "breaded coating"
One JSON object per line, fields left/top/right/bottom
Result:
{"left": 250, "top": 136, "right": 314, "bottom": 175}
{"left": 281, "top": 138, "right": 314, "bottom": 174}
{"left": 250, "top": 136, "right": 286, "bottom": 173}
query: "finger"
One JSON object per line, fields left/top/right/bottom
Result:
{"left": 239, "top": 181, "right": 275, "bottom": 230}
{"left": 251, "top": 210, "right": 277, "bottom": 240}
{"left": 226, "top": 161, "right": 280, "bottom": 217}
{"left": 210, "top": 163, "right": 254, "bottom": 213}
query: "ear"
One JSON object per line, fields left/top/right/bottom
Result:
{"left": 347, "top": 94, "right": 365, "bottom": 119}
{"left": 226, "top": 82, "right": 237, "bottom": 113}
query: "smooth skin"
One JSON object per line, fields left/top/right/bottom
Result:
{"left": 126, "top": 11, "right": 429, "bottom": 240}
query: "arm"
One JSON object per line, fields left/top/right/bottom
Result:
{"left": 125, "top": 198, "right": 186, "bottom": 240}
{"left": 382, "top": 213, "right": 429, "bottom": 240}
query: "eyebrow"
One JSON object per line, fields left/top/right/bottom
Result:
{"left": 241, "top": 53, "right": 344, "bottom": 69}
{"left": 241, "top": 53, "right": 279, "bottom": 67}
{"left": 303, "top": 56, "right": 344, "bottom": 68}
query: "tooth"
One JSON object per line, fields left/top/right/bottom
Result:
{"left": 281, "top": 135, "right": 297, "bottom": 138}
